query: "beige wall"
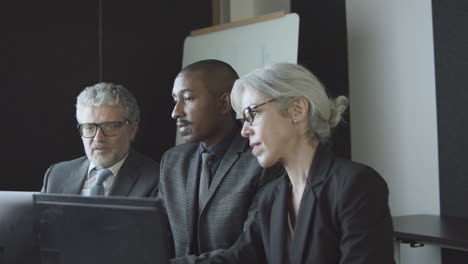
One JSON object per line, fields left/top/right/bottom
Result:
{"left": 346, "top": 0, "right": 440, "bottom": 263}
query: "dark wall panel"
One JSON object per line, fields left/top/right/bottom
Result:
{"left": 433, "top": 0, "right": 468, "bottom": 263}
{"left": 291, "top": 0, "right": 350, "bottom": 158}
{"left": 1, "top": 1, "right": 99, "bottom": 190}
{"left": 101, "top": 1, "right": 212, "bottom": 162}
{"left": 0, "top": 1, "right": 211, "bottom": 191}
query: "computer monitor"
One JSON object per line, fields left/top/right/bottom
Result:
{"left": 33, "top": 193, "right": 171, "bottom": 264}
{"left": 0, "top": 191, "right": 41, "bottom": 264}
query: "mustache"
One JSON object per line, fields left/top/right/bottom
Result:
{"left": 176, "top": 119, "right": 192, "bottom": 126}
{"left": 92, "top": 144, "right": 108, "bottom": 149}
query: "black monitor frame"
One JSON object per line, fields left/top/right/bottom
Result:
{"left": 33, "top": 193, "right": 171, "bottom": 264}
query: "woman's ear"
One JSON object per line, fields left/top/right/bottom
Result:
{"left": 218, "top": 92, "right": 232, "bottom": 115}
{"left": 288, "top": 97, "right": 309, "bottom": 121}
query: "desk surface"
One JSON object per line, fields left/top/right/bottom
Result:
{"left": 393, "top": 214, "right": 468, "bottom": 251}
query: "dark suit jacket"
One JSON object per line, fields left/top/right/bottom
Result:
{"left": 41, "top": 149, "right": 159, "bottom": 197}
{"left": 202, "top": 145, "right": 395, "bottom": 264}
{"left": 156, "top": 131, "right": 283, "bottom": 264}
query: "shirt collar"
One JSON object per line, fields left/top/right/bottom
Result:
{"left": 87, "top": 154, "right": 128, "bottom": 179}
{"left": 198, "top": 124, "right": 239, "bottom": 158}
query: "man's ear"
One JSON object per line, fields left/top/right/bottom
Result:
{"left": 288, "top": 97, "right": 309, "bottom": 121}
{"left": 129, "top": 122, "right": 139, "bottom": 141}
{"left": 218, "top": 92, "right": 232, "bottom": 115}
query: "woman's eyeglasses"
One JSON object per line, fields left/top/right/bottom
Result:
{"left": 242, "top": 99, "right": 276, "bottom": 125}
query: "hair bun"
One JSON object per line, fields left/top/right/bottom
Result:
{"left": 328, "top": 95, "right": 348, "bottom": 127}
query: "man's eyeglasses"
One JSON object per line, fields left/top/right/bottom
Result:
{"left": 77, "top": 121, "right": 130, "bottom": 138}
{"left": 242, "top": 99, "right": 276, "bottom": 125}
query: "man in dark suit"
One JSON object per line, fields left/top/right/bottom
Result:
{"left": 41, "top": 83, "right": 159, "bottom": 197}
{"left": 156, "top": 60, "right": 282, "bottom": 263}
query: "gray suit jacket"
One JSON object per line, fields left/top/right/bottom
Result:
{"left": 41, "top": 149, "right": 159, "bottom": 197}
{"left": 156, "top": 131, "right": 283, "bottom": 264}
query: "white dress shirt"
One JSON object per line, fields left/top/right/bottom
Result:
{"left": 80, "top": 155, "right": 128, "bottom": 196}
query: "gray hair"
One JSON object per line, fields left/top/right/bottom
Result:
{"left": 231, "top": 63, "right": 348, "bottom": 144}
{"left": 76, "top": 82, "right": 140, "bottom": 122}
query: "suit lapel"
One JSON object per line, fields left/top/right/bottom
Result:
{"left": 110, "top": 151, "right": 139, "bottom": 196}
{"left": 270, "top": 178, "right": 291, "bottom": 264}
{"left": 289, "top": 144, "right": 334, "bottom": 263}
{"left": 63, "top": 159, "right": 89, "bottom": 194}
{"left": 186, "top": 151, "right": 201, "bottom": 251}
{"left": 199, "top": 132, "right": 246, "bottom": 212}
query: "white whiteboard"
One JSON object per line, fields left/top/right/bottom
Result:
{"left": 182, "top": 13, "right": 299, "bottom": 75}
{"left": 176, "top": 13, "right": 300, "bottom": 145}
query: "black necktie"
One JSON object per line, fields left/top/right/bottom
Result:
{"left": 199, "top": 152, "right": 214, "bottom": 210}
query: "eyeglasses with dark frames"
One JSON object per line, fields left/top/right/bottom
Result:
{"left": 77, "top": 120, "right": 130, "bottom": 138}
{"left": 242, "top": 99, "right": 276, "bottom": 125}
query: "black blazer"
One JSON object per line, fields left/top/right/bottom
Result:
{"left": 202, "top": 145, "right": 395, "bottom": 264}
{"left": 41, "top": 149, "right": 159, "bottom": 197}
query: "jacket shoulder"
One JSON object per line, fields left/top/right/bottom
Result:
{"left": 161, "top": 142, "right": 199, "bottom": 163}
{"left": 42, "top": 156, "right": 89, "bottom": 193}
{"left": 48, "top": 156, "right": 89, "bottom": 171}
{"left": 330, "top": 158, "right": 387, "bottom": 188}
{"left": 124, "top": 150, "right": 160, "bottom": 196}
{"left": 130, "top": 150, "right": 160, "bottom": 169}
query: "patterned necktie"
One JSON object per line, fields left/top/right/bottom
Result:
{"left": 199, "top": 152, "right": 215, "bottom": 210}
{"left": 89, "top": 168, "right": 112, "bottom": 196}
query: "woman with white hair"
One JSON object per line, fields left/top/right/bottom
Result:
{"left": 202, "top": 63, "right": 394, "bottom": 264}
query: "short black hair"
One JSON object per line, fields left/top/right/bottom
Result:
{"left": 180, "top": 59, "right": 239, "bottom": 97}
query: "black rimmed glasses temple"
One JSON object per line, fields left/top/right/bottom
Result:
{"left": 77, "top": 120, "right": 130, "bottom": 138}
{"left": 242, "top": 99, "right": 276, "bottom": 125}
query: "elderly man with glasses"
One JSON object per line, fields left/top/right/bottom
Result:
{"left": 41, "top": 82, "right": 159, "bottom": 197}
